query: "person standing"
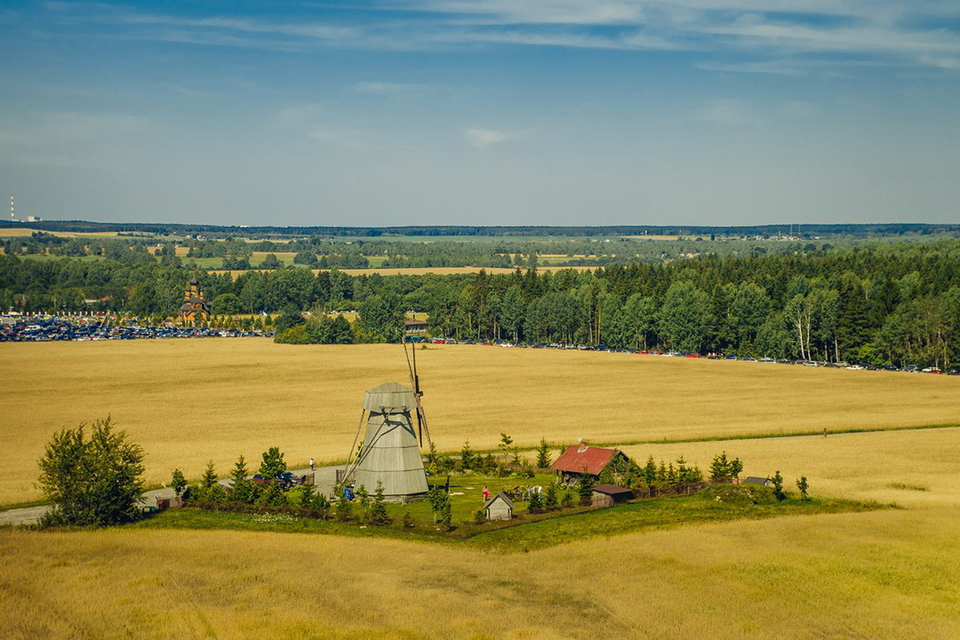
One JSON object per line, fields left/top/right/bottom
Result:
{"left": 309, "top": 457, "right": 315, "bottom": 471}
{"left": 482, "top": 486, "right": 490, "bottom": 500}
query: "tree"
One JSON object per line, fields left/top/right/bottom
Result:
{"left": 170, "top": 468, "right": 187, "bottom": 498}
{"left": 358, "top": 294, "right": 403, "bottom": 342}
{"left": 501, "top": 285, "right": 526, "bottom": 341}
{"left": 771, "top": 470, "right": 786, "bottom": 501}
{"left": 229, "top": 455, "right": 255, "bottom": 504}
{"left": 199, "top": 461, "right": 227, "bottom": 502}
{"left": 536, "top": 438, "right": 552, "bottom": 469}
{"left": 460, "top": 440, "right": 477, "bottom": 471}
{"left": 38, "top": 417, "right": 145, "bottom": 526}
{"left": 260, "top": 253, "right": 282, "bottom": 269}
{"left": 370, "top": 480, "right": 391, "bottom": 525}
{"left": 577, "top": 471, "right": 595, "bottom": 505}
{"left": 428, "top": 485, "right": 452, "bottom": 529}
{"left": 498, "top": 433, "right": 513, "bottom": 464}
{"left": 259, "top": 446, "right": 287, "bottom": 480}
{"left": 796, "top": 476, "right": 809, "bottom": 501}
{"left": 544, "top": 483, "right": 558, "bottom": 509}
{"left": 659, "top": 281, "right": 712, "bottom": 353}
{"left": 528, "top": 488, "right": 544, "bottom": 513}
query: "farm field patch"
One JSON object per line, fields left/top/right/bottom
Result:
{"left": 2, "top": 340, "right": 959, "bottom": 505}
{"left": 2, "top": 507, "right": 958, "bottom": 640}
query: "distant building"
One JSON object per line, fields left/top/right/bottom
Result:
{"left": 484, "top": 491, "right": 514, "bottom": 521}
{"left": 404, "top": 317, "right": 429, "bottom": 335}
{"left": 178, "top": 278, "right": 211, "bottom": 322}
{"left": 551, "top": 443, "right": 630, "bottom": 485}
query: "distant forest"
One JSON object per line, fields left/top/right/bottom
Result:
{"left": 3, "top": 219, "right": 960, "bottom": 239}
{"left": 3, "top": 238, "right": 960, "bottom": 368}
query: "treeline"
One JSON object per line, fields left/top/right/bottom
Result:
{"left": 6, "top": 219, "right": 960, "bottom": 238}
{"left": 3, "top": 240, "right": 960, "bottom": 367}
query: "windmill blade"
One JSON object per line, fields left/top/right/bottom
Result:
{"left": 416, "top": 401, "right": 433, "bottom": 450}
{"left": 403, "top": 338, "right": 430, "bottom": 447}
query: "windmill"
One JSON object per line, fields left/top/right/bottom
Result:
{"left": 336, "top": 337, "right": 432, "bottom": 501}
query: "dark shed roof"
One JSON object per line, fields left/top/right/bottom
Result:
{"left": 591, "top": 484, "right": 634, "bottom": 498}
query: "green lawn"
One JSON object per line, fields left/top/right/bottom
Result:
{"left": 131, "top": 482, "right": 885, "bottom": 553}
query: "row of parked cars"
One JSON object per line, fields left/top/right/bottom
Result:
{"left": 420, "top": 337, "right": 959, "bottom": 375}
{"left": 0, "top": 315, "right": 274, "bottom": 342}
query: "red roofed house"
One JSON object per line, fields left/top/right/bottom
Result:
{"left": 551, "top": 442, "right": 630, "bottom": 485}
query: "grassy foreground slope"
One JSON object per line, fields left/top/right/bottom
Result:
{"left": 3, "top": 340, "right": 960, "bottom": 503}
{"left": 2, "top": 508, "right": 958, "bottom": 639}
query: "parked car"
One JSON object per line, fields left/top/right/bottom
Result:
{"left": 276, "top": 471, "right": 303, "bottom": 488}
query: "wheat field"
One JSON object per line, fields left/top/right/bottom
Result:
{"left": 2, "top": 340, "right": 959, "bottom": 504}
{"left": 1, "top": 507, "right": 957, "bottom": 639}
{"left": 3, "top": 340, "right": 960, "bottom": 639}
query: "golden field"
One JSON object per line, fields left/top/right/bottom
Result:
{"left": 211, "top": 265, "right": 599, "bottom": 278}
{"left": 1, "top": 506, "right": 958, "bottom": 639}
{"left": 3, "top": 340, "right": 960, "bottom": 639}
{"left": 2, "top": 340, "right": 959, "bottom": 504}
{"left": 0, "top": 227, "right": 123, "bottom": 238}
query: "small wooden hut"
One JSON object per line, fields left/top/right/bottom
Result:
{"left": 484, "top": 491, "right": 514, "bottom": 521}
{"left": 590, "top": 484, "right": 634, "bottom": 507}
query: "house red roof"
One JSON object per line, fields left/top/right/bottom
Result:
{"left": 551, "top": 445, "right": 620, "bottom": 476}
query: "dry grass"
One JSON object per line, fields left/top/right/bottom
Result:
{"left": 211, "top": 265, "right": 598, "bottom": 278}
{"left": 622, "top": 427, "right": 960, "bottom": 509}
{"left": 1, "top": 507, "right": 958, "bottom": 639}
{"left": 4, "top": 342, "right": 960, "bottom": 639}
{"left": 0, "top": 228, "right": 123, "bottom": 238}
{"left": 2, "top": 341, "right": 959, "bottom": 504}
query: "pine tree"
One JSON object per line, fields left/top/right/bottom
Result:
{"left": 544, "top": 483, "right": 558, "bottom": 509}
{"left": 528, "top": 488, "right": 544, "bottom": 513}
{"left": 370, "top": 480, "right": 391, "bottom": 525}
{"left": 536, "top": 437, "right": 552, "bottom": 469}
{"left": 229, "top": 455, "right": 254, "bottom": 503}
{"left": 577, "top": 472, "right": 595, "bottom": 505}
{"left": 796, "top": 476, "right": 809, "bottom": 501}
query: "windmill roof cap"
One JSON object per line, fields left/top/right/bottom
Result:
{"left": 363, "top": 382, "right": 416, "bottom": 411}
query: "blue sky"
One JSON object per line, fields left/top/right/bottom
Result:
{"left": 1, "top": 1, "right": 959, "bottom": 226}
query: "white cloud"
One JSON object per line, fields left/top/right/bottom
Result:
{"left": 40, "top": 1, "right": 960, "bottom": 71}
{"left": 697, "top": 99, "right": 760, "bottom": 127}
{"left": 464, "top": 128, "right": 511, "bottom": 148}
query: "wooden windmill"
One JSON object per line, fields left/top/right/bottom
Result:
{"left": 337, "top": 338, "right": 432, "bottom": 501}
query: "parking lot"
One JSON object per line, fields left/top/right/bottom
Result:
{"left": 0, "top": 315, "right": 273, "bottom": 342}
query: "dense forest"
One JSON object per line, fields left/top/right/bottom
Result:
{"left": 3, "top": 239, "right": 960, "bottom": 368}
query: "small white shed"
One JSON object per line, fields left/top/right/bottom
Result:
{"left": 484, "top": 491, "right": 514, "bottom": 521}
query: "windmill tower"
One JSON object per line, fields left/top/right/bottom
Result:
{"left": 10, "top": 195, "right": 16, "bottom": 222}
{"left": 339, "top": 340, "right": 433, "bottom": 501}
{"left": 349, "top": 382, "right": 429, "bottom": 500}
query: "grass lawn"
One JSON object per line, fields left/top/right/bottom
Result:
{"left": 130, "top": 482, "right": 880, "bottom": 554}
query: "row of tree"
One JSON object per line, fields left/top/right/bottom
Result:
{"left": 5, "top": 239, "right": 960, "bottom": 365}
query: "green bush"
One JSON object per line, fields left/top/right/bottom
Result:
{"left": 38, "top": 417, "right": 145, "bottom": 527}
